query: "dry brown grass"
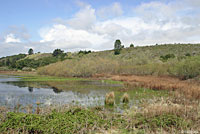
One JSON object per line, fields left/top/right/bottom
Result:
{"left": 105, "top": 92, "right": 115, "bottom": 106}
{"left": 122, "top": 93, "right": 129, "bottom": 103}
{"left": 109, "top": 75, "right": 200, "bottom": 100}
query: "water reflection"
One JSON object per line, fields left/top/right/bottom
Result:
{"left": 28, "top": 87, "right": 33, "bottom": 92}
{"left": 52, "top": 86, "right": 63, "bottom": 93}
{"left": 0, "top": 75, "right": 123, "bottom": 109}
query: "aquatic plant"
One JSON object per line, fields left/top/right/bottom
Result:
{"left": 105, "top": 92, "right": 115, "bottom": 106}
{"left": 122, "top": 93, "right": 129, "bottom": 103}
{"left": 36, "top": 102, "right": 40, "bottom": 114}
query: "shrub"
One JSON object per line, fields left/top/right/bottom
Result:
{"left": 160, "top": 54, "right": 175, "bottom": 62}
{"left": 78, "top": 50, "right": 91, "bottom": 55}
{"left": 130, "top": 44, "right": 134, "bottom": 47}
{"left": 171, "top": 56, "right": 200, "bottom": 79}
{"left": 52, "top": 49, "right": 64, "bottom": 57}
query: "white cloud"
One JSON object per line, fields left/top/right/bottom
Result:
{"left": 40, "top": 24, "right": 109, "bottom": 51}
{"left": 1, "top": 0, "right": 200, "bottom": 57}
{"left": 97, "top": 2, "right": 123, "bottom": 19}
{"left": 1, "top": 0, "right": 197, "bottom": 57}
{"left": 4, "top": 34, "right": 21, "bottom": 43}
{"left": 67, "top": 5, "right": 96, "bottom": 30}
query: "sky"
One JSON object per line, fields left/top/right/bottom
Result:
{"left": 0, "top": 0, "right": 200, "bottom": 57}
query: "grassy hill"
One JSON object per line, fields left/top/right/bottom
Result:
{"left": 0, "top": 52, "right": 66, "bottom": 71}
{"left": 1, "top": 43, "right": 200, "bottom": 79}
{"left": 23, "top": 53, "right": 52, "bottom": 60}
{"left": 37, "top": 43, "right": 200, "bottom": 79}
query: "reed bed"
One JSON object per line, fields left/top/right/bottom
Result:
{"left": 110, "top": 75, "right": 200, "bottom": 100}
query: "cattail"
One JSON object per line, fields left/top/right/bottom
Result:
{"left": 122, "top": 93, "right": 129, "bottom": 103}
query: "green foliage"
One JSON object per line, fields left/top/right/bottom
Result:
{"left": 52, "top": 49, "right": 64, "bottom": 57}
{"left": 114, "top": 49, "right": 121, "bottom": 55}
{"left": 16, "top": 57, "right": 60, "bottom": 70}
{"left": 135, "top": 113, "right": 190, "bottom": 130}
{"left": 78, "top": 50, "right": 91, "bottom": 55}
{"left": 0, "top": 54, "right": 27, "bottom": 68}
{"left": 114, "top": 39, "right": 122, "bottom": 49}
{"left": 0, "top": 108, "right": 122, "bottom": 133}
{"left": 160, "top": 54, "right": 175, "bottom": 62}
{"left": 28, "top": 48, "right": 34, "bottom": 55}
{"left": 171, "top": 56, "right": 200, "bottom": 79}
{"left": 114, "top": 39, "right": 122, "bottom": 55}
{"left": 185, "top": 53, "right": 191, "bottom": 57}
{"left": 130, "top": 44, "right": 134, "bottom": 47}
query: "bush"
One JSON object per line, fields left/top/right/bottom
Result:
{"left": 114, "top": 49, "right": 121, "bottom": 55}
{"left": 160, "top": 54, "right": 175, "bottom": 62}
{"left": 171, "top": 56, "right": 200, "bottom": 79}
{"left": 78, "top": 50, "right": 91, "bottom": 55}
{"left": 52, "top": 49, "right": 64, "bottom": 57}
{"left": 130, "top": 44, "right": 134, "bottom": 47}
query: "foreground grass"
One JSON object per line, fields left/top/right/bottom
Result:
{"left": 0, "top": 95, "right": 199, "bottom": 134}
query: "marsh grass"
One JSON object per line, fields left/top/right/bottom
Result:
{"left": 111, "top": 75, "right": 200, "bottom": 100}
{"left": 105, "top": 92, "right": 115, "bottom": 106}
{"left": 1, "top": 96, "right": 199, "bottom": 134}
{"left": 122, "top": 93, "right": 129, "bottom": 103}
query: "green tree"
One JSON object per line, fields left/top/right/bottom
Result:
{"left": 130, "top": 44, "right": 134, "bottom": 47}
{"left": 28, "top": 48, "right": 34, "bottom": 55}
{"left": 52, "top": 49, "right": 64, "bottom": 57}
{"left": 114, "top": 39, "right": 122, "bottom": 49}
{"left": 114, "top": 39, "right": 122, "bottom": 55}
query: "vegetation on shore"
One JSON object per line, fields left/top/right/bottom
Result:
{"left": 0, "top": 93, "right": 199, "bottom": 134}
{"left": 36, "top": 43, "right": 200, "bottom": 80}
{"left": 1, "top": 43, "right": 200, "bottom": 80}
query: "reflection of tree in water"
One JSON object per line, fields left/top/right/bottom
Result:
{"left": 28, "top": 87, "right": 33, "bottom": 92}
{"left": 52, "top": 87, "right": 63, "bottom": 93}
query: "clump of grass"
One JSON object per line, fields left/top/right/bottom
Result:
{"left": 105, "top": 92, "right": 115, "bottom": 106}
{"left": 36, "top": 102, "right": 40, "bottom": 114}
{"left": 122, "top": 93, "right": 129, "bottom": 103}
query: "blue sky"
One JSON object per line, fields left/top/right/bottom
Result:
{"left": 0, "top": 0, "right": 148, "bottom": 40}
{"left": 0, "top": 0, "right": 200, "bottom": 57}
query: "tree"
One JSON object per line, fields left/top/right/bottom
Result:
{"left": 114, "top": 39, "right": 122, "bottom": 49}
{"left": 52, "top": 49, "right": 64, "bottom": 57}
{"left": 28, "top": 48, "right": 34, "bottom": 55}
{"left": 114, "top": 39, "right": 122, "bottom": 55}
{"left": 130, "top": 44, "right": 134, "bottom": 47}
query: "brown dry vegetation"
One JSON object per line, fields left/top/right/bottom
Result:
{"left": 109, "top": 75, "right": 200, "bottom": 100}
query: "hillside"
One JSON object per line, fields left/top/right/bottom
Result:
{"left": 0, "top": 52, "right": 66, "bottom": 71}
{"left": 37, "top": 43, "right": 200, "bottom": 79}
{"left": 1, "top": 43, "right": 200, "bottom": 79}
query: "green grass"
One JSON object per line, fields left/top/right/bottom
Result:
{"left": 0, "top": 108, "right": 127, "bottom": 134}
{"left": 101, "top": 79, "right": 124, "bottom": 85}
{"left": 0, "top": 106, "right": 194, "bottom": 134}
{"left": 20, "top": 76, "right": 86, "bottom": 82}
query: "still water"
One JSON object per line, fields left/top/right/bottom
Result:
{"left": 0, "top": 75, "right": 123, "bottom": 109}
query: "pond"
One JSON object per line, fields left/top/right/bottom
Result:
{"left": 0, "top": 75, "right": 168, "bottom": 111}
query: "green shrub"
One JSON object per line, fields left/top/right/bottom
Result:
{"left": 135, "top": 113, "right": 190, "bottom": 130}
{"left": 170, "top": 56, "right": 200, "bottom": 79}
{"left": 160, "top": 54, "right": 175, "bottom": 62}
